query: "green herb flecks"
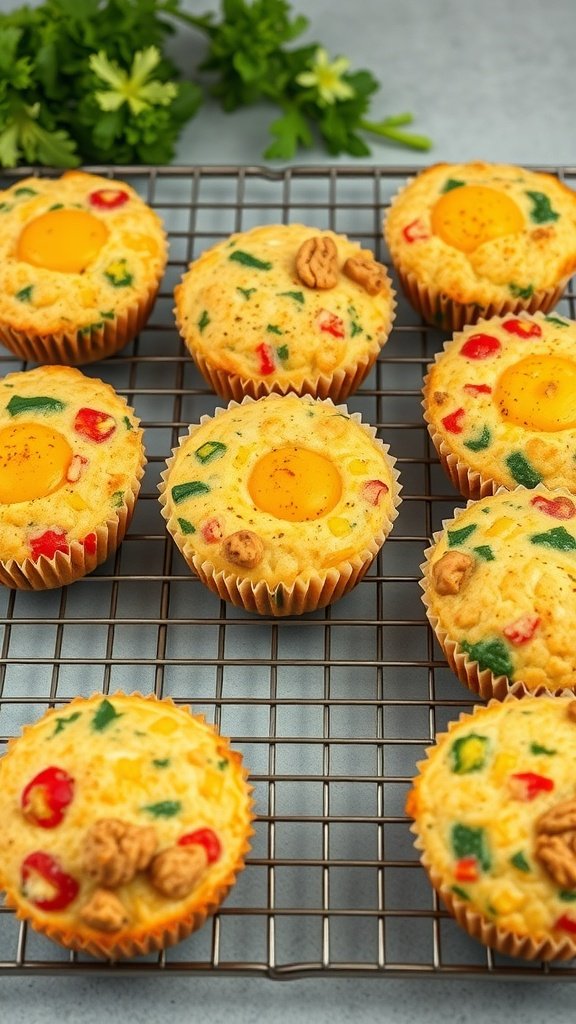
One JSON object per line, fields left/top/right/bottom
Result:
{"left": 451, "top": 823, "right": 491, "bottom": 871}
{"left": 559, "top": 890, "right": 576, "bottom": 901}
{"left": 142, "top": 799, "right": 182, "bottom": 818}
{"left": 509, "top": 282, "right": 534, "bottom": 300}
{"left": 442, "top": 178, "right": 465, "bottom": 192}
{"left": 177, "top": 517, "right": 196, "bottom": 535}
{"left": 229, "top": 249, "right": 272, "bottom": 270}
{"left": 15, "top": 285, "right": 33, "bottom": 302}
{"left": 545, "top": 315, "right": 568, "bottom": 328}
{"left": 530, "top": 742, "right": 556, "bottom": 756}
{"left": 111, "top": 490, "right": 125, "bottom": 508}
{"left": 7, "top": 394, "right": 64, "bottom": 416}
{"left": 525, "top": 190, "right": 559, "bottom": 224}
{"left": 92, "top": 698, "right": 123, "bottom": 732}
{"left": 278, "top": 290, "right": 305, "bottom": 304}
{"left": 152, "top": 757, "right": 171, "bottom": 768}
{"left": 450, "top": 734, "right": 489, "bottom": 775}
{"left": 510, "top": 851, "right": 531, "bottom": 873}
{"left": 198, "top": 309, "right": 210, "bottom": 333}
{"left": 447, "top": 524, "right": 477, "bottom": 547}
{"left": 505, "top": 451, "right": 542, "bottom": 488}
{"left": 266, "top": 323, "right": 283, "bottom": 335}
{"left": 461, "top": 637, "right": 514, "bottom": 678}
{"left": 195, "top": 440, "right": 227, "bottom": 464}
{"left": 276, "top": 344, "right": 289, "bottom": 361}
{"left": 51, "top": 711, "right": 82, "bottom": 736}
{"left": 104, "top": 259, "right": 133, "bottom": 288}
{"left": 473, "top": 545, "right": 495, "bottom": 562}
{"left": 463, "top": 425, "right": 492, "bottom": 452}
{"left": 530, "top": 526, "right": 576, "bottom": 552}
{"left": 171, "top": 481, "right": 210, "bottom": 504}
{"left": 237, "top": 287, "right": 257, "bottom": 300}
{"left": 100, "top": 309, "right": 115, "bottom": 320}
{"left": 14, "top": 186, "right": 37, "bottom": 197}
{"left": 451, "top": 885, "right": 470, "bottom": 900}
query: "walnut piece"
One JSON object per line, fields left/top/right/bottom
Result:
{"left": 534, "top": 798, "right": 576, "bottom": 887}
{"left": 431, "top": 551, "right": 475, "bottom": 596}
{"left": 149, "top": 844, "right": 208, "bottom": 900}
{"left": 79, "top": 888, "right": 129, "bottom": 932}
{"left": 296, "top": 235, "right": 339, "bottom": 289}
{"left": 222, "top": 530, "right": 264, "bottom": 569}
{"left": 343, "top": 253, "right": 387, "bottom": 295}
{"left": 83, "top": 818, "right": 158, "bottom": 888}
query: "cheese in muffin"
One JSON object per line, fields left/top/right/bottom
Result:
{"left": 0, "top": 171, "right": 167, "bottom": 364}
{"left": 384, "top": 162, "right": 576, "bottom": 329}
{"left": 0, "top": 364, "right": 145, "bottom": 589}
{"left": 159, "top": 393, "right": 401, "bottom": 616}
{"left": 174, "top": 223, "right": 396, "bottom": 402}
{"left": 0, "top": 692, "right": 253, "bottom": 958}
{"left": 422, "top": 486, "right": 576, "bottom": 695}
{"left": 424, "top": 312, "right": 576, "bottom": 499}
{"left": 407, "top": 695, "right": 576, "bottom": 961}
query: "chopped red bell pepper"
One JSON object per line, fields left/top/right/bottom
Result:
{"left": 178, "top": 827, "right": 222, "bottom": 864}
{"left": 317, "top": 309, "right": 345, "bottom": 338}
{"left": 508, "top": 771, "right": 554, "bottom": 801}
{"left": 201, "top": 517, "right": 224, "bottom": 543}
{"left": 21, "top": 851, "right": 79, "bottom": 911}
{"left": 460, "top": 334, "right": 502, "bottom": 360}
{"left": 74, "top": 408, "right": 117, "bottom": 443}
{"left": 362, "top": 479, "right": 389, "bottom": 506}
{"left": 30, "top": 529, "right": 69, "bottom": 561}
{"left": 555, "top": 913, "right": 576, "bottom": 935}
{"left": 402, "top": 218, "right": 430, "bottom": 243}
{"left": 255, "top": 342, "right": 275, "bottom": 375}
{"left": 82, "top": 533, "right": 97, "bottom": 556}
{"left": 454, "top": 856, "right": 479, "bottom": 882}
{"left": 441, "top": 408, "right": 466, "bottom": 434}
{"left": 463, "top": 383, "right": 492, "bottom": 396}
{"left": 503, "top": 614, "right": 540, "bottom": 645}
{"left": 88, "top": 188, "right": 129, "bottom": 211}
{"left": 502, "top": 318, "right": 542, "bottom": 339}
{"left": 21, "top": 766, "right": 75, "bottom": 829}
{"left": 531, "top": 495, "right": 576, "bottom": 520}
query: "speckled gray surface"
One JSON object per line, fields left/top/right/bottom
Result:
{"left": 1, "top": 0, "right": 576, "bottom": 1018}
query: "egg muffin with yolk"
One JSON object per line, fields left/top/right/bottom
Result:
{"left": 0, "top": 364, "right": 145, "bottom": 589}
{"left": 159, "top": 393, "right": 401, "bottom": 616}
{"left": 384, "top": 162, "right": 576, "bottom": 330}
{"left": 0, "top": 171, "right": 167, "bottom": 365}
{"left": 423, "top": 311, "right": 576, "bottom": 499}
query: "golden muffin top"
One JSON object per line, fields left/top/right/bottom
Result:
{"left": 160, "top": 393, "right": 400, "bottom": 597}
{"left": 384, "top": 162, "right": 576, "bottom": 307}
{"left": 0, "top": 171, "right": 167, "bottom": 333}
{"left": 423, "top": 486, "right": 576, "bottom": 692}
{"left": 0, "top": 365, "right": 144, "bottom": 562}
{"left": 174, "top": 223, "right": 395, "bottom": 391}
{"left": 0, "top": 693, "right": 252, "bottom": 947}
{"left": 424, "top": 312, "right": 576, "bottom": 493}
{"left": 407, "top": 696, "right": 576, "bottom": 947}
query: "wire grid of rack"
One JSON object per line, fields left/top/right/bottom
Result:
{"left": 1, "top": 163, "right": 576, "bottom": 980}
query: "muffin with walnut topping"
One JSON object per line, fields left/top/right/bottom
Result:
{"left": 0, "top": 692, "right": 253, "bottom": 959}
{"left": 0, "top": 170, "right": 167, "bottom": 365}
{"left": 159, "top": 392, "right": 401, "bottom": 617}
{"left": 407, "top": 694, "right": 576, "bottom": 961}
{"left": 174, "top": 222, "right": 396, "bottom": 402}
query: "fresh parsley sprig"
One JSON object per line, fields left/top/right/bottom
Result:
{"left": 177, "top": 0, "right": 432, "bottom": 159}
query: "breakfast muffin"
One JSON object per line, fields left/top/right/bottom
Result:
{"left": 421, "top": 486, "right": 576, "bottom": 697}
{"left": 0, "top": 364, "right": 145, "bottom": 589}
{"left": 158, "top": 393, "right": 401, "bottom": 617}
{"left": 407, "top": 694, "right": 576, "bottom": 961}
{"left": 0, "top": 692, "right": 253, "bottom": 959}
{"left": 0, "top": 170, "right": 167, "bottom": 364}
{"left": 174, "top": 223, "right": 396, "bottom": 402}
{"left": 423, "top": 311, "right": 576, "bottom": 499}
{"left": 384, "top": 161, "right": 576, "bottom": 330}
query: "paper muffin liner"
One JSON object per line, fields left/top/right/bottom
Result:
{"left": 0, "top": 691, "right": 255, "bottom": 960}
{"left": 394, "top": 265, "right": 564, "bottom": 333}
{"left": 419, "top": 492, "right": 576, "bottom": 699}
{"left": 177, "top": 287, "right": 397, "bottom": 404}
{"left": 0, "top": 281, "right": 161, "bottom": 366}
{"left": 159, "top": 395, "right": 402, "bottom": 618}
{"left": 408, "top": 693, "right": 576, "bottom": 961}
{"left": 0, "top": 428, "right": 146, "bottom": 591}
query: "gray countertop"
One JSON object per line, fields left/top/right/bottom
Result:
{"left": 1, "top": 0, "right": 576, "bottom": 1020}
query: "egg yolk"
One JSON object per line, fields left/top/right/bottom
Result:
{"left": 16, "top": 209, "right": 109, "bottom": 273}
{"left": 495, "top": 354, "right": 576, "bottom": 432}
{"left": 248, "top": 445, "right": 342, "bottom": 521}
{"left": 430, "top": 185, "right": 524, "bottom": 253}
{"left": 0, "top": 423, "right": 72, "bottom": 503}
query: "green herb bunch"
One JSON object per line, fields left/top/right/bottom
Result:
{"left": 0, "top": 0, "right": 431, "bottom": 168}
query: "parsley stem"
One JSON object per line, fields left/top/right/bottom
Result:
{"left": 360, "top": 117, "right": 432, "bottom": 151}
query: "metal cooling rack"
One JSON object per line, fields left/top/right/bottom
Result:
{"left": 1, "top": 163, "right": 576, "bottom": 980}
